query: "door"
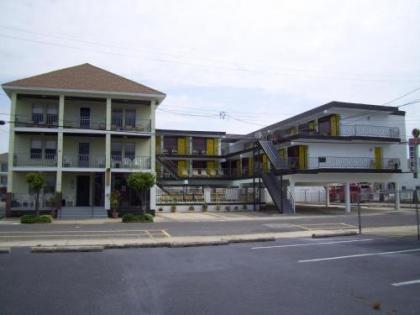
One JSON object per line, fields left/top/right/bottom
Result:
{"left": 94, "top": 173, "right": 104, "bottom": 207}
{"left": 78, "top": 143, "right": 90, "bottom": 167}
{"left": 76, "top": 176, "right": 90, "bottom": 206}
{"left": 374, "top": 147, "right": 383, "bottom": 169}
{"left": 80, "top": 107, "right": 91, "bottom": 128}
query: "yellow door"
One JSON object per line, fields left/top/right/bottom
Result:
{"left": 178, "top": 160, "right": 187, "bottom": 177}
{"left": 207, "top": 160, "right": 216, "bottom": 175}
{"left": 207, "top": 138, "right": 215, "bottom": 155}
{"left": 298, "top": 145, "right": 308, "bottom": 169}
{"left": 156, "top": 136, "right": 161, "bottom": 154}
{"left": 262, "top": 154, "right": 269, "bottom": 171}
{"left": 248, "top": 157, "right": 253, "bottom": 176}
{"left": 177, "top": 137, "right": 186, "bottom": 154}
{"left": 330, "top": 114, "right": 340, "bottom": 136}
{"left": 374, "top": 147, "right": 383, "bottom": 169}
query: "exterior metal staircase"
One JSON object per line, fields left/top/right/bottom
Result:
{"left": 156, "top": 156, "right": 179, "bottom": 180}
{"left": 261, "top": 171, "right": 293, "bottom": 213}
{"left": 258, "top": 140, "right": 287, "bottom": 170}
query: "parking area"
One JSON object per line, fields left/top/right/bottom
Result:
{"left": 1, "top": 235, "right": 419, "bottom": 315}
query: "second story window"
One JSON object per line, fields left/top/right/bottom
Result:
{"left": 125, "top": 110, "right": 136, "bottom": 129}
{"left": 30, "top": 140, "right": 42, "bottom": 159}
{"left": 124, "top": 143, "right": 135, "bottom": 160}
{"left": 32, "top": 105, "right": 44, "bottom": 124}
{"left": 192, "top": 138, "right": 206, "bottom": 155}
{"left": 46, "top": 105, "right": 58, "bottom": 126}
{"left": 1, "top": 162, "right": 7, "bottom": 172}
{"left": 163, "top": 137, "right": 177, "bottom": 154}
{"left": 45, "top": 141, "right": 57, "bottom": 160}
{"left": 111, "top": 142, "right": 122, "bottom": 161}
{"left": 112, "top": 109, "right": 123, "bottom": 129}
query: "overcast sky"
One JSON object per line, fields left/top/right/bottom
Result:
{"left": 0, "top": 0, "right": 419, "bottom": 153}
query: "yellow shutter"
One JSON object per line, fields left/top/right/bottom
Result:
{"left": 207, "top": 160, "right": 216, "bottom": 175}
{"left": 248, "top": 157, "right": 253, "bottom": 176}
{"left": 178, "top": 160, "right": 187, "bottom": 177}
{"left": 262, "top": 154, "right": 269, "bottom": 171}
{"left": 156, "top": 136, "right": 161, "bottom": 154}
{"left": 207, "top": 138, "right": 215, "bottom": 155}
{"left": 177, "top": 137, "right": 186, "bottom": 154}
{"left": 279, "top": 148, "right": 286, "bottom": 159}
{"left": 298, "top": 145, "right": 308, "bottom": 169}
{"left": 374, "top": 147, "right": 383, "bottom": 169}
{"left": 330, "top": 114, "right": 340, "bottom": 136}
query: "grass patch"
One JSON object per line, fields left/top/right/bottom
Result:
{"left": 122, "top": 213, "right": 154, "bottom": 223}
{"left": 20, "top": 215, "right": 52, "bottom": 224}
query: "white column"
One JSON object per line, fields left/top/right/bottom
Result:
{"left": 204, "top": 187, "right": 211, "bottom": 203}
{"left": 395, "top": 182, "right": 400, "bottom": 210}
{"left": 289, "top": 179, "right": 296, "bottom": 213}
{"left": 344, "top": 182, "right": 351, "bottom": 213}
{"left": 7, "top": 93, "right": 16, "bottom": 193}
{"left": 104, "top": 98, "right": 112, "bottom": 210}
{"left": 150, "top": 99, "right": 157, "bottom": 210}
{"left": 56, "top": 95, "right": 64, "bottom": 193}
{"left": 325, "top": 185, "right": 330, "bottom": 207}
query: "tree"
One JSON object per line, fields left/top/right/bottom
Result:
{"left": 127, "top": 172, "right": 155, "bottom": 213}
{"left": 25, "top": 173, "right": 45, "bottom": 216}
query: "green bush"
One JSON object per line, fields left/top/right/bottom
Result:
{"left": 122, "top": 213, "right": 154, "bottom": 223}
{"left": 188, "top": 205, "right": 195, "bottom": 211}
{"left": 21, "top": 214, "right": 52, "bottom": 224}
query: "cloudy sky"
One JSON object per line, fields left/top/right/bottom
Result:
{"left": 0, "top": 0, "right": 419, "bottom": 152}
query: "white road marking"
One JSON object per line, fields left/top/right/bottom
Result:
{"left": 252, "top": 238, "right": 373, "bottom": 250}
{"left": 299, "top": 248, "right": 420, "bottom": 263}
{"left": 392, "top": 279, "right": 420, "bottom": 287}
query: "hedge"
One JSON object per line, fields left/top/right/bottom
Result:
{"left": 122, "top": 213, "right": 154, "bottom": 223}
{"left": 21, "top": 215, "right": 52, "bottom": 224}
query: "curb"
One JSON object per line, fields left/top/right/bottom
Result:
{"left": 312, "top": 231, "right": 359, "bottom": 238}
{"left": 30, "top": 236, "right": 276, "bottom": 252}
{"left": 31, "top": 245, "right": 104, "bottom": 253}
{"left": 0, "top": 247, "right": 11, "bottom": 254}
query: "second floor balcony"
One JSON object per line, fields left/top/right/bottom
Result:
{"left": 110, "top": 118, "right": 151, "bottom": 132}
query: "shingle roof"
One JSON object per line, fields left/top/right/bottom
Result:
{"left": 2, "top": 63, "right": 165, "bottom": 97}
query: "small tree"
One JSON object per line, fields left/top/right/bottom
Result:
{"left": 25, "top": 173, "right": 45, "bottom": 216}
{"left": 127, "top": 172, "right": 155, "bottom": 213}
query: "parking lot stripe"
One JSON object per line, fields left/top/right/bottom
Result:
{"left": 252, "top": 238, "right": 373, "bottom": 250}
{"left": 299, "top": 248, "right": 420, "bottom": 263}
{"left": 392, "top": 279, "right": 420, "bottom": 287}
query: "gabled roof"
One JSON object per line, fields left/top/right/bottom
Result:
{"left": 2, "top": 63, "right": 165, "bottom": 98}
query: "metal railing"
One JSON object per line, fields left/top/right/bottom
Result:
{"left": 110, "top": 119, "right": 151, "bottom": 132}
{"left": 307, "top": 156, "right": 401, "bottom": 170}
{"left": 62, "top": 155, "right": 106, "bottom": 168}
{"left": 340, "top": 124, "right": 400, "bottom": 138}
{"left": 14, "top": 152, "right": 57, "bottom": 167}
{"left": 15, "top": 114, "right": 58, "bottom": 128}
{"left": 111, "top": 155, "right": 151, "bottom": 169}
{"left": 63, "top": 118, "right": 106, "bottom": 130}
{"left": 10, "top": 193, "right": 56, "bottom": 210}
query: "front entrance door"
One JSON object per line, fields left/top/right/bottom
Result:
{"left": 76, "top": 175, "right": 90, "bottom": 206}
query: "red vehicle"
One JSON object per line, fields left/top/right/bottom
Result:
{"left": 329, "top": 183, "right": 372, "bottom": 203}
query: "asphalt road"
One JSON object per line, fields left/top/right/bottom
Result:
{"left": 1, "top": 236, "right": 420, "bottom": 314}
{"left": 0, "top": 211, "right": 417, "bottom": 241}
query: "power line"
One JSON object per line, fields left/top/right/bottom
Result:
{"left": 382, "top": 86, "right": 420, "bottom": 105}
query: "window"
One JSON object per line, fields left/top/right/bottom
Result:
{"left": 46, "top": 105, "right": 58, "bottom": 126}
{"left": 80, "top": 108, "right": 91, "bottom": 128}
{"left": 125, "top": 110, "right": 136, "bottom": 128}
{"left": 111, "top": 142, "right": 122, "bottom": 161}
{"left": 192, "top": 138, "right": 206, "bottom": 154}
{"left": 1, "top": 163, "right": 7, "bottom": 172}
{"left": 45, "top": 140, "right": 57, "bottom": 160}
{"left": 124, "top": 143, "right": 135, "bottom": 160}
{"left": 32, "top": 105, "right": 44, "bottom": 124}
{"left": 112, "top": 109, "right": 123, "bottom": 128}
{"left": 0, "top": 175, "right": 6, "bottom": 185}
{"left": 30, "top": 140, "right": 42, "bottom": 159}
{"left": 43, "top": 177, "right": 56, "bottom": 194}
{"left": 163, "top": 137, "right": 177, "bottom": 154}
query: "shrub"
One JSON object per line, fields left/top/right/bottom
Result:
{"left": 242, "top": 204, "right": 247, "bottom": 210}
{"left": 122, "top": 213, "right": 154, "bottom": 223}
{"left": 171, "top": 205, "right": 176, "bottom": 213}
{"left": 158, "top": 207, "right": 163, "bottom": 212}
{"left": 21, "top": 214, "right": 52, "bottom": 224}
{"left": 188, "top": 205, "right": 195, "bottom": 211}
{"left": 202, "top": 204, "right": 208, "bottom": 212}
{"left": 234, "top": 206, "right": 239, "bottom": 211}
{"left": 216, "top": 205, "right": 221, "bottom": 211}
{"left": 225, "top": 205, "right": 231, "bottom": 211}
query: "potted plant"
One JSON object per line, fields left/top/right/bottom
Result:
{"left": 110, "top": 191, "right": 120, "bottom": 218}
{"left": 202, "top": 203, "right": 208, "bottom": 212}
{"left": 25, "top": 173, "right": 45, "bottom": 216}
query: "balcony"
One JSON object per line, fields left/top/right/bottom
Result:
{"left": 14, "top": 152, "right": 57, "bottom": 167}
{"left": 111, "top": 156, "right": 151, "bottom": 169}
{"left": 306, "top": 156, "right": 401, "bottom": 170}
{"left": 62, "top": 155, "right": 106, "bottom": 168}
{"left": 63, "top": 118, "right": 106, "bottom": 130}
{"left": 15, "top": 114, "right": 58, "bottom": 128}
{"left": 110, "top": 118, "right": 151, "bottom": 132}
{"left": 340, "top": 125, "right": 400, "bottom": 138}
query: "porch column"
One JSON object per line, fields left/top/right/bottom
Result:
{"left": 325, "top": 185, "right": 330, "bottom": 207}
{"left": 204, "top": 187, "right": 211, "bottom": 204}
{"left": 6, "top": 92, "right": 16, "bottom": 216}
{"left": 104, "top": 98, "right": 112, "bottom": 211}
{"left": 289, "top": 179, "right": 296, "bottom": 213}
{"left": 344, "top": 182, "right": 351, "bottom": 213}
{"left": 104, "top": 169, "right": 111, "bottom": 211}
{"left": 150, "top": 185, "right": 156, "bottom": 211}
{"left": 395, "top": 181, "right": 401, "bottom": 210}
{"left": 56, "top": 95, "right": 64, "bottom": 194}
{"left": 150, "top": 100, "right": 157, "bottom": 210}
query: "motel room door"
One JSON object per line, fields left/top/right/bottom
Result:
{"left": 76, "top": 175, "right": 90, "bottom": 206}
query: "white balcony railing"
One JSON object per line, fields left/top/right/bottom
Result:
{"left": 111, "top": 156, "right": 151, "bottom": 169}
{"left": 340, "top": 124, "right": 400, "bottom": 138}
